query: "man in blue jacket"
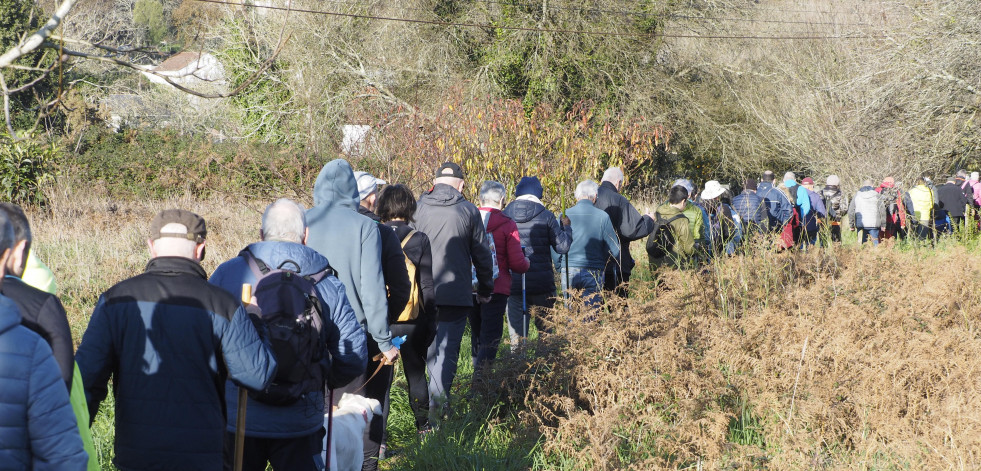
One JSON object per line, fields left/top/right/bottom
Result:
{"left": 210, "top": 199, "right": 367, "bottom": 471}
{"left": 76, "top": 209, "right": 277, "bottom": 471}
{"left": 757, "top": 170, "right": 793, "bottom": 232}
{"left": 562, "top": 180, "right": 620, "bottom": 309}
{"left": 502, "top": 176, "right": 572, "bottom": 345}
{"left": 0, "top": 212, "right": 88, "bottom": 470}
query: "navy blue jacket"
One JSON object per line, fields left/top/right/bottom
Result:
{"left": 731, "top": 190, "right": 766, "bottom": 231}
{"left": 502, "top": 198, "right": 572, "bottom": 295}
{"left": 0, "top": 294, "right": 88, "bottom": 470}
{"left": 210, "top": 241, "right": 368, "bottom": 439}
{"left": 756, "top": 182, "right": 793, "bottom": 230}
{"left": 2, "top": 275, "right": 74, "bottom": 390}
{"left": 76, "top": 257, "right": 277, "bottom": 471}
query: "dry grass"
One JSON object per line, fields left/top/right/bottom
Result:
{"left": 490, "top": 246, "right": 981, "bottom": 469}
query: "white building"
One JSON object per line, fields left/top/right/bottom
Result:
{"left": 143, "top": 51, "right": 225, "bottom": 89}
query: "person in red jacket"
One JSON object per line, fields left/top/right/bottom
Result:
{"left": 470, "top": 180, "right": 530, "bottom": 374}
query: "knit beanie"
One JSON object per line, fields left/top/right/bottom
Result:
{"left": 515, "top": 176, "right": 544, "bottom": 199}
{"left": 826, "top": 175, "right": 840, "bottom": 186}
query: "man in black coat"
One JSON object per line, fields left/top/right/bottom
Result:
{"left": 937, "top": 175, "right": 970, "bottom": 232}
{"left": 502, "top": 176, "right": 572, "bottom": 345}
{"left": 593, "top": 167, "right": 655, "bottom": 298}
{"left": 0, "top": 203, "right": 73, "bottom": 390}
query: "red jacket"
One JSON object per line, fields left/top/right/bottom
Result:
{"left": 480, "top": 208, "right": 530, "bottom": 295}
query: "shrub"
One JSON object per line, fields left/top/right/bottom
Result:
{"left": 0, "top": 133, "right": 58, "bottom": 205}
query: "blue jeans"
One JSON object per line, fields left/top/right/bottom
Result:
{"left": 560, "top": 267, "right": 604, "bottom": 309}
{"left": 860, "top": 228, "right": 880, "bottom": 245}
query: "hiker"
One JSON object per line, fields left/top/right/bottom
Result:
{"left": 375, "top": 184, "right": 437, "bottom": 434}
{"left": 780, "top": 173, "right": 812, "bottom": 247}
{"left": 799, "top": 177, "right": 827, "bottom": 247}
{"left": 353, "top": 170, "right": 411, "bottom": 467}
{"left": 502, "top": 176, "right": 572, "bottom": 345}
{"left": 936, "top": 175, "right": 966, "bottom": 233}
{"left": 0, "top": 203, "right": 99, "bottom": 471}
{"left": 967, "top": 171, "right": 981, "bottom": 208}
{"left": 413, "top": 162, "right": 495, "bottom": 417}
{"left": 647, "top": 185, "right": 694, "bottom": 267}
{"left": 561, "top": 179, "right": 620, "bottom": 309}
{"left": 76, "top": 209, "right": 277, "bottom": 471}
{"left": 305, "top": 160, "right": 399, "bottom": 423}
{"left": 0, "top": 211, "right": 88, "bottom": 470}
{"left": 757, "top": 170, "right": 793, "bottom": 232}
{"left": 700, "top": 180, "right": 740, "bottom": 255}
{"left": 876, "top": 177, "right": 907, "bottom": 240}
{"left": 470, "top": 180, "right": 530, "bottom": 373}
{"left": 848, "top": 180, "right": 886, "bottom": 245}
{"left": 209, "top": 199, "right": 368, "bottom": 471}
{"left": 904, "top": 174, "right": 936, "bottom": 241}
{"left": 593, "top": 167, "right": 654, "bottom": 297}
{"left": 731, "top": 178, "right": 767, "bottom": 238}
{"left": 821, "top": 175, "right": 846, "bottom": 243}
{"left": 672, "top": 179, "right": 711, "bottom": 259}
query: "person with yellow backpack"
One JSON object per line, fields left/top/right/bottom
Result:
{"left": 904, "top": 173, "right": 938, "bottom": 241}
{"left": 375, "top": 184, "right": 437, "bottom": 434}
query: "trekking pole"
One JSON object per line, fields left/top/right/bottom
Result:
{"left": 521, "top": 270, "right": 528, "bottom": 339}
{"left": 234, "top": 284, "right": 251, "bottom": 471}
{"left": 562, "top": 182, "right": 570, "bottom": 301}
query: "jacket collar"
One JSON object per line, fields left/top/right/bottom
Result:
{"left": 600, "top": 181, "right": 619, "bottom": 194}
{"left": 144, "top": 256, "right": 207, "bottom": 279}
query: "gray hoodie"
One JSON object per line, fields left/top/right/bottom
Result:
{"left": 413, "top": 183, "right": 494, "bottom": 317}
{"left": 306, "top": 159, "right": 392, "bottom": 351}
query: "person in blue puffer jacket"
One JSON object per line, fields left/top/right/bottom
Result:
{"left": 210, "top": 199, "right": 367, "bottom": 471}
{"left": 76, "top": 209, "right": 277, "bottom": 471}
{"left": 502, "top": 176, "right": 572, "bottom": 346}
{"left": 0, "top": 211, "right": 88, "bottom": 471}
{"left": 731, "top": 179, "right": 767, "bottom": 237}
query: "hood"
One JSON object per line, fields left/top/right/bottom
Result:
{"left": 0, "top": 293, "right": 22, "bottom": 334}
{"left": 858, "top": 185, "right": 874, "bottom": 192}
{"left": 656, "top": 203, "right": 684, "bottom": 218}
{"left": 784, "top": 179, "right": 798, "bottom": 188}
{"left": 480, "top": 208, "right": 510, "bottom": 232}
{"left": 504, "top": 199, "right": 546, "bottom": 224}
{"left": 420, "top": 183, "right": 467, "bottom": 207}
{"left": 242, "top": 241, "right": 331, "bottom": 277}
{"left": 313, "top": 159, "right": 360, "bottom": 208}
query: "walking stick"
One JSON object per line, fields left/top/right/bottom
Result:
{"left": 562, "top": 183, "right": 570, "bottom": 300}
{"left": 234, "top": 284, "right": 251, "bottom": 471}
{"left": 521, "top": 270, "right": 528, "bottom": 339}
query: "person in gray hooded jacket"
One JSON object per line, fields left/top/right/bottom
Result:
{"left": 849, "top": 180, "right": 887, "bottom": 245}
{"left": 305, "top": 160, "right": 397, "bottom": 400}
{"left": 413, "top": 162, "right": 495, "bottom": 417}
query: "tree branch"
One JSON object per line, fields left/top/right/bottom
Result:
{"left": 0, "top": 0, "right": 76, "bottom": 69}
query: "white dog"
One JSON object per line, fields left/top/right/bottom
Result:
{"left": 322, "top": 393, "right": 383, "bottom": 471}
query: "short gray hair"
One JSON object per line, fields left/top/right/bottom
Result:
{"left": 262, "top": 198, "right": 306, "bottom": 243}
{"left": 479, "top": 180, "right": 506, "bottom": 205}
{"left": 575, "top": 179, "right": 599, "bottom": 200}
{"left": 784, "top": 171, "right": 796, "bottom": 182}
{"left": 602, "top": 167, "right": 624, "bottom": 184}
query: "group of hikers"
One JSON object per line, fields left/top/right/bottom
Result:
{"left": 4, "top": 159, "right": 979, "bottom": 470}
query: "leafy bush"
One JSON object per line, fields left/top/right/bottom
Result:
{"left": 0, "top": 134, "right": 58, "bottom": 205}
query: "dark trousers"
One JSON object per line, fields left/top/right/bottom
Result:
{"left": 506, "top": 291, "right": 555, "bottom": 346}
{"left": 222, "top": 428, "right": 325, "bottom": 471}
{"left": 469, "top": 293, "right": 508, "bottom": 371}
{"left": 603, "top": 264, "right": 630, "bottom": 298}
{"left": 427, "top": 307, "right": 469, "bottom": 415}
{"left": 328, "top": 333, "right": 393, "bottom": 471}
{"left": 829, "top": 223, "right": 842, "bottom": 243}
{"left": 390, "top": 323, "right": 430, "bottom": 430}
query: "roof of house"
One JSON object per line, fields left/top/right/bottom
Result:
{"left": 154, "top": 52, "right": 204, "bottom": 73}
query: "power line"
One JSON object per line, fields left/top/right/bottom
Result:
{"left": 194, "top": 0, "right": 887, "bottom": 40}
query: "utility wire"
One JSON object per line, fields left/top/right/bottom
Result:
{"left": 194, "top": 0, "right": 887, "bottom": 40}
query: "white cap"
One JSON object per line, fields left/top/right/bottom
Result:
{"left": 354, "top": 171, "right": 386, "bottom": 201}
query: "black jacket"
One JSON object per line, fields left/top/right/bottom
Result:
{"left": 386, "top": 221, "right": 437, "bottom": 329}
{"left": 359, "top": 206, "right": 411, "bottom": 323}
{"left": 413, "top": 183, "right": 494, "bottom": 316}
{"left": 594, "top": 181, "right": 654, "bottom": 277}
{"left": 937, "top": 182, "right": 970, "bottom": 218}
{"left": 1, "top": 276, "right": 73, "bottom": 390}
{"left": 502, "top": 198, "right": 572, "bottom": 296}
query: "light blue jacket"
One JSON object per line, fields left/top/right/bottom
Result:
{"left": 306, "top": 159, "right": 392, "bottom": 351}
{"left": 210, "top": 241, "right": 368, "bottom": 438}
{"left": 563, "top": 200, "right": 620, "bottom": 270}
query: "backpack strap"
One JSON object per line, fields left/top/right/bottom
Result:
{"left": 242, "top": 249, "right": 272, "bottom": 279}
{"left": 665, "top": 214, "right": 687, "bottom": 224}
{"left": 400, "top": 230, "right": 417, "bottom": 249}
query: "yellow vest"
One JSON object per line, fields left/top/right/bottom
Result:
{"left": 908, "top": 185, "right": 934, "bottom": 223}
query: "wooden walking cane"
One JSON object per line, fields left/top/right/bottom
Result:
{"left": 234, "top": 283, "right": 252, "bottom": 471}
{"left": 562, "top": 182, "right": 570, "bottom": 300}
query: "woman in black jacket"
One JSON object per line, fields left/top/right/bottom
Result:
{"left": 375, "top": 184, "right": 437, "bottom": 433}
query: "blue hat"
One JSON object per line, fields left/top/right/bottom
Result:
{"left": 515, "top": 176, "right": 544, "bottom": 199}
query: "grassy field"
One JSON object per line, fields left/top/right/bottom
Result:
{"left": 30, "top": 176, "right": 981, "bottom": 470}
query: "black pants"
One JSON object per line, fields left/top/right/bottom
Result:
{"left": 469, "top": 293, "right": 508, "bottom": 372}
{"left": 328, "top": 333, "right": 393, "bottom": 471}
{"left": 390, "top": 322, "right": 430, "bottom": 430}
{"left": 222, "top": 428, "right": 325, "bottom": 471}
{"left": 603, "top": 265, "right": 630, "bottom": 298}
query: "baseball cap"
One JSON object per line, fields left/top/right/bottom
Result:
{"left": 149, "top": 209, "right": 206, "bottom": 243}
{"left": 435, "top": 162, "right": 465, "bottom": 179}
{"left": 354, "top": 171, "right": 387, "bottom": 201}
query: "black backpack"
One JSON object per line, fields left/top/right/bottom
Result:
{"left": 646, "top": 212, "right": 688, "bottom": 260}
{"left": 243, "top": 250, "right": 334, "bottom": 406}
